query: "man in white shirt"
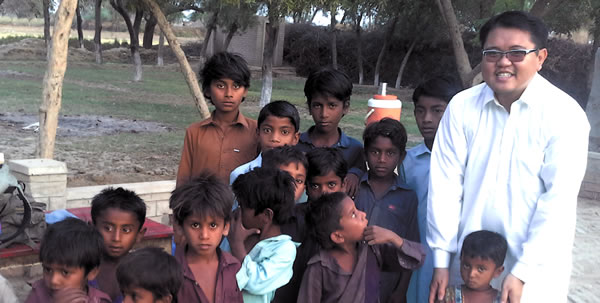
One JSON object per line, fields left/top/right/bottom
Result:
{"left": 427, "top": 11, "right": 590, "bottom": 303}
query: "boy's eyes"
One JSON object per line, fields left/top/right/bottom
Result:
{"left": 191, "top": 222, "right": 200, "bottom": 229}
{"left": 327, "top": 182, "right": 337, "bottom": 188}
{"left": 261, "top": 127, "right": 272, "bottom": 133}
{"left": 310, "top": 184, "right": 320, "bottom": 189}
{"left": 295, "top": 179, "right": 305, "bottom": 185}
{"left": 477, "top": 266, "right": 487, "bottom": 272}
{"left": 328, "top": 103, "right": 338, "bottom": 109}
{"left": 210, "top": 222, "right": 218, "bottom": 228}
{"left": 281, "top": 129, "right": 290, "bottom": 135}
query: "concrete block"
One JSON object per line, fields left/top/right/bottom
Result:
{"left": 579, "top": 190, "right": 598, "bottom": 200}
{"left": 150, "top": 192, "right": 172, "bottom": 203}
{"left": 67, "top": 199, "right": 92, "bottom": 208}
{"left": 33, "top": 196, "right": 49, "bottom": 204}
{"left": 48, "top": 196, "right": 67, "bottom": 211}
{"left": 146, "top": 201, "right": 157, "bottom": 217}
{"left": 581, "top": 181, "right": 600, "bottom": 193}
{"left": 156, "top": 201, "right": 170, "bottom": 216}
{"left": 26, "top": 181, "right": 66, "bottom": 197}
{"left": 10, "top": 171, "right": 67, "bottom": 183}
{"left": 8, "top": 159, "right": 67, "bottom": 176}
{"left": 138, "top": 193, "right": 152, "bottom": 203}
{"left": 0, "top": 265, "right": 24, "bottom": 278}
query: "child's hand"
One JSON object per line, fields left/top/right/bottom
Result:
{"left": 345, "top": 173, "right": 360, "bottom": 198}
{"left": 53, "top": 288, "right": 89, "bottom": 303}
{"left": 229, "top": 209, "right": 260, "bottom": 245}
{"left": 364, "top": 226, "right": 404, "bottom": 248}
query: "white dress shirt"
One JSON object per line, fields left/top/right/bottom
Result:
{"left": 427, "top": 73, "right": 590, "bottom": 300}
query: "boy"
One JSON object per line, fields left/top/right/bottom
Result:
{"left": 229, "top": 167, "right": 298, "bottom": 303}
{"left": 25, "top": 218, "right": 111, "bottom": 303}
{"left": 398, "top": 77, "right": 461, "bottom": 303}
{"left": 177, "top": 52, "right": 259, "bottom": 186}
{"left": 261, "top": 145, "right": 308, "bottom": 203}
{"left": 229, "top": 100, "right": 301, "bottom": 184}
{"left": 298, "top": 192, "right": 425, "bottom": 303}
{"left": 355, "top": 118, "right": 419, "bottom": 302}
{"left": 440, "top": 230, "right": 507, "bottom": 303}
{"left": 116, "top": 247, "right": 183, "bottom": 303}
{"left": 295, "top": 67, "right": 366, "bottom": 198}
{"left": 305, "top": 147, "right": 348, "bottom": 201}
{"left": 90, "top": 187, "right": 147, "bottom": 302}
{"left": 170, "top": 174, "right": 243, "bottom": 303}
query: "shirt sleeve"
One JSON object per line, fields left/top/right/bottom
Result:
{"left": 375, "top": 240, "right": 425, "bottom": 272}
{"left": 235, "top": 240, "right": 298, "bottom": 295}
{"left": 427, "top": 100, "right": 469, "bottom": 268}
{"left": 297, "top": 262, "right": 323, "bottom": 303}
{"left": 176, "top": 127, "right": 194, "bottom": 187}
{"left": 510, "top": 111, "right": 590, "bottom": 283}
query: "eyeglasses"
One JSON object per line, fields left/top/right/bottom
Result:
{"left": 482, "top": 49, "right": 539, "bottom": 62}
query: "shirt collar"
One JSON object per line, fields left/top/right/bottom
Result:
{"left": 483, "top": 72, "right": 541, "bottom": 108}
{"left": 360, "top": 172, "right": 412, "bottom": 191}
{"left": 299, "top": 127, "right": 350, "bottom": 148}
{"left": 178, "top": 246, "right": 238, "bottom": 280}
{"left": 413, "top": 142, "right": 431, "bottom": 156}
{"left": 203, "top": 110, "right": 251, "bottom": 129}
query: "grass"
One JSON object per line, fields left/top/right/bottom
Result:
{"left": 0, "top": 60, "right": 422, "bottom": 156}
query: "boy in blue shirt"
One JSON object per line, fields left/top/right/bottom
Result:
{"left": 355, "top": 118, "right": 419, "bottom": 302}
{"left": 400, "top": 77, "right": 461, "bottom": 303}
{"left": 295, "top": 67, "right": 366, "bottom": 198}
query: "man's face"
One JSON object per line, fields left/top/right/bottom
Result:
{"left": 414, "top": 96, "right": 448, "bottom": 143}
{"left": 482, "top": 27, "right": 547, "bottom": 104}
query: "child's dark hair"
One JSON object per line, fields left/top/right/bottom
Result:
{"left": 306, "top": 147, "right": 348, "bottom": 181}
{"left": 257, "top": 100, "right": 301, "bottom": 132}
{"left": 480, "top": 11, "right": 548, "bottom": 49}
{"left": 91, "top": 187, "right": 146, "bottom": 229}
{"left": 412, "top": 77, "right": 462, "bottom": 103}
{"left": 304, "top": 67, "right": 353, "bottom": 106}
{"left": 262, "top": 146, "right": 308, "bottom": 172}
{"left": 199, "top": 52, "right": 251, "bottom": 101}
{"left": 363, "top": 118, "right": 407, "bottom": 154}
{"left": 461, "top": 230, "right": 508, "bottom": 267}
{"left": 232, "top": 167, "right": 295, "bottom": 225}
{"left": 306, "top": 192, "right": 347, "bottom": 249}
{"left": 39, "top": 218, "right": 104, "bottom": 275}
{"left": 170, "top": 173, "right": 234, "bottom": 225}
{"left": 117, "top": 247, "right": 182, "bottom": 303}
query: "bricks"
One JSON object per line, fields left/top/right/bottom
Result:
{"left": 8, "top": 159, "right": 67, "bottom": 211}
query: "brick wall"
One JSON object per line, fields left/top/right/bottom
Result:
{"left": 580, "top": 152, "right": 600, "bottom": 201}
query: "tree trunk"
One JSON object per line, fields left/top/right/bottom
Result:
{"left": 260, "top": 18, "right": 279, "bottom": 107}
{"left": 223, "top": 22, "right": 238, "bottom": 51}
{"left": 111, "top": 0, "right": 143, "bottom": 81}
{"left": 42, "top": 0, "right": 51, "bottom": 49}
{"left": 139, "top": 0, "right": 211, "bottom": 119}
{"left": 76, "top": 2, "right": 85, "bottom": 49}
{"left": 373, "top": 17, "right": 398, "bottom": 86}
{"left": 330, "top": 8, "right": 337, "bottom": 69}
{"left": 310, "top": 9, "right": 319, "bottom": 24}
{"left": 436, "top": 0, "right": 472, "bottom": 88}
{"left": 200, "top": 11, "right": 219, "bottom": 62}
{"left": 587, "top": 47, "right": 600, "bottom": 152}
{"left": 395, "top": 38, "right": 417, "bottom": 89}
{"left": 355, "top": 14, "right": 364, "bottom": 85}
{"left": 39, "top": 0, "right": 78, "bottom": 159}
{"left": 586, "top": 11, "right": 600, "bottom": 110}
{"left": 143, "top": 15, "right": 157, "bottom": 49}
{"left": 157, "top": 29, "right": 164, "bottom": 66}
{"left": 94, "top": 0, "right": 103, "bottom": 64}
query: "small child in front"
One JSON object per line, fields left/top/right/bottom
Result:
{"left": 116, "top": 247, "right": 183, "bottom": 303}
{"left": 90, "top": 187, "right": 147, "bottom": 302}
{"left": 440, "top": 230, "right": 507, "bottom": 303}
{"left": 355, "top": 118, "right": 419, "bottom": 302}
{"left": 170, "top": 174, "right": 243, "bottom": 303}
{"left": 25, "top": 218, "right": 111, "bottom": 303}
{"left": 298, "top": 192, "right": 425, "bottom": 303}
{"left": 230, "top": 167, "right": 298, "bottom": 303}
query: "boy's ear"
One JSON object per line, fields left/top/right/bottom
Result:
{"left": 341, "top": 176, "right": 348, "bottom": 190}
{"left": 135, "top": 226, "right": 147, "bottom": 245}
{"left": 261, "top": 208, "right": 274, "bottom": 224}
{"left": 223, "top": 221, "right": 231, "bottom": 237}
{"left": 330, "top": 230, "right": 344, "bottom": 245}
{"left": 342, "top": 101, "right": 350, "bottom": 115}
{"left": 156, "top": 294, "right": 173, "bottom": 303}
{"left": 291, "top": 131, "right": 300, "bottom": 145}
{"left": 493, "top": 265, "right": 505, "bottom": 278}
{"left": 86, "top": 267, "right": 100, "bottom": 282}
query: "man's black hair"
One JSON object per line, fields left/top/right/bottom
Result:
{"left": 232, "top": 167, "right": 295, "bottom": 225}
{"left": 262, "top": 146, "right": 308, "bottom": 172}
{"left": 199, "top": 52, "right": 251, "bottom": 101}
{"left": 39, "top": 218, "right": 104, "bottom": 275}
{"left": 306, "top": 147, "right": 348, "bottom": 181}
{"left": 412, "top": 77, "right": 462, "bottom": 104}
{"left": 306, "top": 192, "right": 347, "bottom": 250}
{"left": 257, "top": 100, "right": 301, "bottom": 132}
{"left": 116, "top": 247, "right": 182, "bottom": 303}
{"left": 304, "top": 67, "right": 353, "bottom": 106}
{"left": 170, "top": 173, "right": 234, "bottom": 225}
{"left": 461, "top": 230, "right": 508, "bottom": 267}
{"left": 91, "top": 187, "right": 146, "bottom": 229}
{"left": 480, "top": 10, "right": 548, "bottom": 49}
{"left": 363, "top": 118, "right": 408, "bottom": 154}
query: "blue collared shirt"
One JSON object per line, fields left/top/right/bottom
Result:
{"left": 295, "top": 127, "right": 366, "bottom": 178}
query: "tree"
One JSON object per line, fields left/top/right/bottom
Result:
{"left": 217, "top": 2, "right": 258, "bottom": 51}
{"left": 327, "top": 1, "right": 340, "bottom": 69}
{"left": 343, "top": 0, "right": 377, "bottom": 85}
{"left": 39, "top": 0, "right": 79, "bottom": 158}
{"left": 76, "top": 2, "right": 85, "bottom": 49}
{"left": 110, "top": 0, "right": 144, "bottom": 82}
{"left": 259, "top": 1, "right": 285, "bottom": 107}
{"left": 94, "top": 0, "right": 103, "bottom": 63}
{"left": 43, "top": 0, "right": 51, "bottom": 49}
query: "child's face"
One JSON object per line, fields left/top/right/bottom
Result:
{"left": 460, "top": 255, "right": 504, "bottom": 291}
{"left": 95, "top": 208, "right": 145, "bottom": 259}
{"left": 180, "top": 214, "right": 229, "bottom": 258}
{"left": 278, "top": 162, "right": 307, "bottom": 202}
{"left": 122, "top": 286, "right": 171, "bottom": 303}
{"left": 208, "top": 78, "right": 248, "bottom": 113}
{"left": 308, "top": 94, "right": 348, "bottom": 133}
{"left": 335, "top": 196, "right": 368, "bottom": 243}
{"left": 307, "top": 170, "right": 345, "bottom": 201}
{"left": 366, "top": 136, "right": 402, "bottom": 179}
{"left": 414, "top": 96, "right": 448, "bottom": 143}
{"left": 258, "top": 116, "right": 300, "bottom": 151}
{"left": 42, "top": 263, "right": 97, "bottom": 293}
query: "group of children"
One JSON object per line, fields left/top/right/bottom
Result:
{"left": 23, "top": 51, "right": 510, "bottom": 303}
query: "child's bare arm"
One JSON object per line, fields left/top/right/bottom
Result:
{"left": 229, "top": 209, "right": 260, "bottom": 261}
{"left": 364, "top": 226, "right": 404, "bottom": 248}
